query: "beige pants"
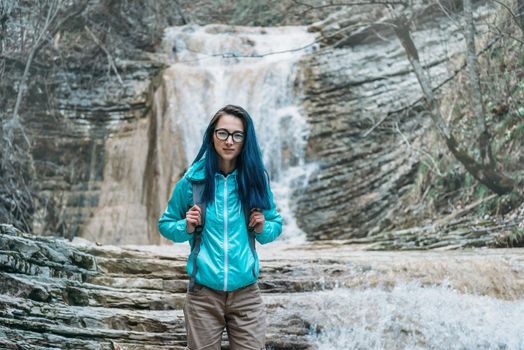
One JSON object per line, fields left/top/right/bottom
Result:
{"left": 183, "top": 282, "right": 267, "bottom": 350}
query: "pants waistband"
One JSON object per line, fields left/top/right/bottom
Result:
{"left": 194, "top": 281, "right": 257, "bottom": 294}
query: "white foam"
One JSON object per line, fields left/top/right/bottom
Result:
{"left": 282, "top": 283, "right": 524, "bottom": 349}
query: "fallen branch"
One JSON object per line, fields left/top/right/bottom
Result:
{"left": 435, "top": 193, "right": 497, "bottom": 226}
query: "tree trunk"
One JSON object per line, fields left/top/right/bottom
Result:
{"left": 518, "top": 0, "right": 524, "bottom": 34}
{"left": 463, "top": 0, "right": 486, "bottom": 132}
{"left": 463, "top": 0, "right": 494, "bottom": 166}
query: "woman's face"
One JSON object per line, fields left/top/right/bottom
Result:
{"left": 213, "top": 114, "right": 245, "bottom": 162}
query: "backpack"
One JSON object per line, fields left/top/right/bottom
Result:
{"left": 188, "top": 182, "right": 257, "bottom": 292}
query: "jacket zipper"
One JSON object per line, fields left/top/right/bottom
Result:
{"left": 223, "top": 175, "right": 228, "bottom": 291}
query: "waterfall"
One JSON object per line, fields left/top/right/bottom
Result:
{"left": 159, "top": 24, "right": 318, "bottom": 242}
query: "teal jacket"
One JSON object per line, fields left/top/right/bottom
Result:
{"left": 158, "top": 158, "right": 283, "bottom": 291}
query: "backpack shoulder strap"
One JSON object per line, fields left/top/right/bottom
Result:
{"left": 188, "top": 181, "right": 206, "bottom": 292}
{"left": 245, "top": 208, "right": 258, "bottom": 279}
{"left": 192, "top": 181, "right": 207, "bottom": 230}
{"left": 244, "top": 171, "right": 271, "bottom": 280}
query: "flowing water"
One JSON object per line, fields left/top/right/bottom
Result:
{"left": 122, "top": 243, "right": 524, "bottom": 349}
{"left": 282, "top": 283, "right": 524, "bottom": 350}
{"left": 159, "top": 24, "right": 318, "bottom": 242}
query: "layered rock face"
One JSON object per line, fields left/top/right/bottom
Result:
{"left": 6, "top": 1, "right": 511, "bottom": 244}
{"left": 295, "top": 2, "right": 499, "bottom": 240}
{"left": 29, "top": 58, "right": 162, "bottom": 245}
{"left": 2, "top": 225, "right": 524, "bottom": 349}
{"left": 1, "top": 1, "right": 179, "bottom": 242}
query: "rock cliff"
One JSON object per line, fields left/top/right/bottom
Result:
{"left": 3, "top": 1, "right": 521, "bottom": 245}
{"left": 295, "top": 1, "right": 504, "bottom": 240}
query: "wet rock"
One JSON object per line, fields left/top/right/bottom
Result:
{"left": 63, "top": 286, "right": 90, "bottom": 306}
{"left": 2, "top": 225, "right": 524, "bottom": 349}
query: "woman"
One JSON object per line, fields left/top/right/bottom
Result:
{"left": 158, "top": 104, "right": 282, "bottom": 350}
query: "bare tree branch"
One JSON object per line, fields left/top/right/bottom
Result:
{"left": 9, "top": 0, "right": 61, "bottom": 147}
{"left": 84, "top": 25, "right": 124, "bottom": 86}
{"left": 172, "top": 0, "right": 189, "bottom": 25}
{"left": 292, "top": 0, "right": 407, "bottom": 16}
{"left": 176, "top": 39, "right": 320, "bottom": 64}
{"left": 490, "top": 0, "right": 524, "bottom": 36}
{"left": 29, "top": 0, "right": 89, "bottom": 62}
{"left": 519, "top": 0, "right": 524, "bottom": 33}
{"left": 464, "top": 0, "right": 487, "bottom": 134}
{"left": 393, "top": 14, "right": 452, "bottom": 139}
{"left": 463, "top": 0, "right": 495, "bottom": 167}
{"left": 370, "top": 33, "right": 502, "bottom": 135}
{"left": 485, "top": 20, "right": 524, "bottom": 44}
{"left": 394, "top": 117, "right": 444, "bottom": 177}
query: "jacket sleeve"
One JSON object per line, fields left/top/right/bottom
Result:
{"left": 158, "top": 176, "right": 193, "bottom": 243}
{"left": 255, "top": 183, "right": 283, "bottom": 245}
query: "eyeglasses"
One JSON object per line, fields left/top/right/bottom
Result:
{"left": 214, "top": 128, "right": 245, "bottom": 143}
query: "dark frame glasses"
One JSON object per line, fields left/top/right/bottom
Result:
{"left": 214, "top": 128, "right": 245, "bottom": 143}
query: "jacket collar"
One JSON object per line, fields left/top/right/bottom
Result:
{"left": 185, "top": 158, "right": 206, "bottom": 182}
{"left": 185, "top": 157, "right": 238, "bottom": 182}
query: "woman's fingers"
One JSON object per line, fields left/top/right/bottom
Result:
{"left": 187, "top": 205, "right": 202, "bottom": 226}
{"left": 187, "top": 212, "right": 200, "bottom": 219}
{"left": 249, "top": 208, "right": 262, "bottom": 228}
{"left": 187, "top": 215, "right": 198, "bottom": 224}
{"left": 191, "top": 205, "right": 202, "bottom": 225}
{"left": 187, "top": 213, "right": 201, "bottom": 226}
{"left": 187, "top": 217, "right": 198, "bottom": 225}
{"left": 249, "top": 211, "right": 264, "bottom": 229}
{"left": 248, "top": 212, "right": 257, "bottom": 227}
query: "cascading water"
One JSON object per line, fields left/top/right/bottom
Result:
{"left": 160, "top": 24, "right": 318, "bottom": 242}
{"left": 270, "top": 283, "right": 524, "bottom": 350}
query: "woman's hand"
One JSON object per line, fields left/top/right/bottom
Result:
{"left": 249, "top": 208, "right": 265, "bottom": 233}
{"left": 186, "top": 205, "right": 202, "bottom": 233}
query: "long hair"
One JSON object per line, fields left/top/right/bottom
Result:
{"left": 192, "top": 104, "right": 271, "bottom": 211}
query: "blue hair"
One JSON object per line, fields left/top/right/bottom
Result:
{"left": 192, "top": 105, "right": 271, "bottom": 211}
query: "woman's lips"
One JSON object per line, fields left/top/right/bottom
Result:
{"left": 223, "top": 148, "right": 235, "bottom": 153}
